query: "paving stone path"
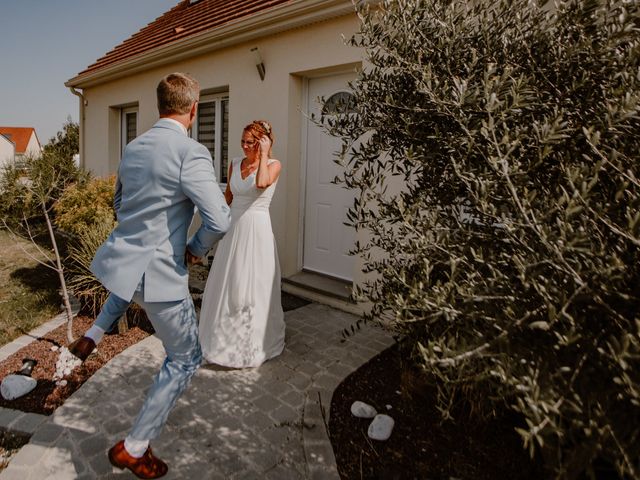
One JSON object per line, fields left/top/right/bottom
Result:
{"left": 0, "top": 302, "right": 393, "bottom": 479}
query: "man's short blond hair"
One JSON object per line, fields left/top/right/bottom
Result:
{"left": 157, "top": 73, "right": 200, "bottom": 115}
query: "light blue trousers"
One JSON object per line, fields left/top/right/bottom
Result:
{"left": 97, "top": 282, "right": 202, "bottom": 441}
{"left": 94, "top": 293, "right": 129, "bottom": 332}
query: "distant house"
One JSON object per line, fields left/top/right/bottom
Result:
{"left": 0, "top": 127, "right": 42, "bottom": 168}
{"left": 65, "top": 0, "right": 366, "bottom": 309}
{"left": 0, "top": 133, "right": 16, "bottom": 169}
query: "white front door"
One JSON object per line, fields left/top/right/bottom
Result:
{"left": 303, "top": 72, "right": 356, "bottom": 281}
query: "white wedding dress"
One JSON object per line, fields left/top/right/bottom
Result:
{"left": 198, "top": 157, "right": 285, "bottom": 368}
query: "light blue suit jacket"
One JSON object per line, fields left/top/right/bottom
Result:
{"left": 91, "top": 119, "right": 231, "bottom": 302}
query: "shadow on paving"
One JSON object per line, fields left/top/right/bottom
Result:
{"left": 0, "top": 302, "right": 392, "bottom": 479}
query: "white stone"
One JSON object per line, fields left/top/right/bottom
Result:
{"left": 53, "top": 347, "right": 82, "bottom": 381}
{"left": 1, "top": 374, "right": 37, "bottom": 400}
{"left": 57, "top": 380, "right": 68, "bottom": 387}
{"left": 385, "top": 404, "right": 392, "bottom": 410}
{"left": 50, "top": 346, "right": 59, "bottom": 352}
{"left": 350, "top": 401, "right": 377, "bottom": 418}
{"left": 367, "top": 414, "right": 395, "bottom": 441}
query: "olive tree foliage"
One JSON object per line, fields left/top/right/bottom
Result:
{"left": 43, "top": 118, "right": 79, "bottom": 167}
{"left": 329, "top": 0, "right": 640, "bottom": 477}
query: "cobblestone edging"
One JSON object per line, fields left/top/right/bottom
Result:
{"left": 0, "top": 312, "right": 69, "bottom": 363}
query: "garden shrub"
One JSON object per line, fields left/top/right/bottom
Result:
{"left": 67, "top": 218, "right": 113, "bottom": 318}
{"left": 54, "top": 175, "right": 116, "bottom": 314}
{"left": 43, "top": 119, "right": 79, "bottom": 166}
{"left": 64, "top": 177, "right": 149, "bottom": 332}
{"left": 0, "top": 162, "right": 32, "bottom": 228}
{"left": 0, "top": 121, "right": 84, "bottom": 233}
{"left": 333, "top": 0, "right": 640, "bottom": 477}
{"left": 0, "top": 151, "right": 81, "bottom": 231}
{"left": 54, "top": 176, "right": 116, "bottom": 237}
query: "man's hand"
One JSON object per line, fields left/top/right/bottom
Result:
{"left": 186, "top": 250, "right": 203, "bottom": 266}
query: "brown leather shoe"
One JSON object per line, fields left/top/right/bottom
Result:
{"left": 67, "top": 336, "right": 96, "bottom": 362}
{"left": 108, "top": 440, "right": 168, "bottom": 479}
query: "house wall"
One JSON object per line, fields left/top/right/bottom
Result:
{"left": 80, "top": 14, "right": 365, "bottom": 283}
{"left": 24, "top": 133, "right": 42, "bottom": 158}
{"left": 0, "top": 136, "right": 15, "bottom": 169}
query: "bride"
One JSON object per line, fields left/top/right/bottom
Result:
{"left": 198, "top": 120, "right": 285, "bottom": 368}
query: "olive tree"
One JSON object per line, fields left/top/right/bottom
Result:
{"left": 331, "top": 0, "right": 640, "bottom": 477}
{"left": 0, "top": 120, "right": 84, "bottom": 342}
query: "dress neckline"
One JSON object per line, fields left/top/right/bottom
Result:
{"left": 238, "top": 157, "right": 257, "bottom": 181}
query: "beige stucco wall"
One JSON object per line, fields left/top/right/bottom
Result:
{"left": 79, "top": 14, "right": 366, "bottom": 285}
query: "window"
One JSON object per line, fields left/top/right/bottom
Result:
{"left": 121, "top": 107, "right": 138, "bottom": 155}
{"left": 322, "top": 91, "right": 356, "bottom": 115}
{"left": 192, "top": 92, "right": 229, "bottom": 183}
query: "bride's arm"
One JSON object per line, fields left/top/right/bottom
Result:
{"left": 255, "top": 136, "right": 281, "bottom": 189}
{"left": 224, "top": 162, "right": 233, "bottom": 205}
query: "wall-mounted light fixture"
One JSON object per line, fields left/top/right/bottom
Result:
{"left": 250, "top": 47, "right": 265, "bottom": 81}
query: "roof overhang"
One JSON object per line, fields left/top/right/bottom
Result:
{"left": 66, "top": 0, "right": 358, "bottom": 89}
{"left": 0, "top": 134, "right": 15, "bottom": 147}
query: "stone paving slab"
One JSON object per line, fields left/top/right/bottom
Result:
{"left": 0, "top": 302, "right": 393, "bottom": 479}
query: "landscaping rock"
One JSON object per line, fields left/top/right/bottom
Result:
{"left": 350, "top": 400, "right": 377, "bottom": 418}
{"left": 367, "top": 414, "right": 394, "bottom": 441}
{"left": 0, "top": 375, "right": 36, "bottom": 401}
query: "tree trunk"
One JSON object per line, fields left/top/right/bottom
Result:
{"left": 42, "top": 202, "right": 75, "bottom": 343}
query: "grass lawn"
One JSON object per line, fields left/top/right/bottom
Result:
{"left": 0, "top": 230, "right": 61, "bottom": 347}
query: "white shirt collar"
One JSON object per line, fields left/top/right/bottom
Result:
{"left": 163, "top": 118, "right": 188, "bottom": 136}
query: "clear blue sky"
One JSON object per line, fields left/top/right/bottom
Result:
{"left": 0, "top": 0, "right": 179, "bottom": 144}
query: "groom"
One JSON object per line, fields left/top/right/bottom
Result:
{"left": 74, "top": 72, "right": 230, "bottom": 478}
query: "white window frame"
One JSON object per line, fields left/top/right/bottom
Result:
{"left": 191, "top": 92, "right": 229, "bottom": 184}
{"left": 121, "top": 106, "right": 138, "bottom": 156}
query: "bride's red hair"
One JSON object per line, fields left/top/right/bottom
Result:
{"left": 243, "top": 120, "right": 274, "bottom": 157}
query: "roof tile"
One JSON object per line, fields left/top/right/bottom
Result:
{"left": 0, "top": 127, "right": 37, "bottom": 154}
{"left": 78, "top": 0, "right": 292, "bottom": 77}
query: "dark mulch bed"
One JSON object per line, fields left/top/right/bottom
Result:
{"left": 0, "top": 315, "right": 150, "bottom": 415}
{"left": 329, "top": 343, "right": 545, "bottom": 480}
